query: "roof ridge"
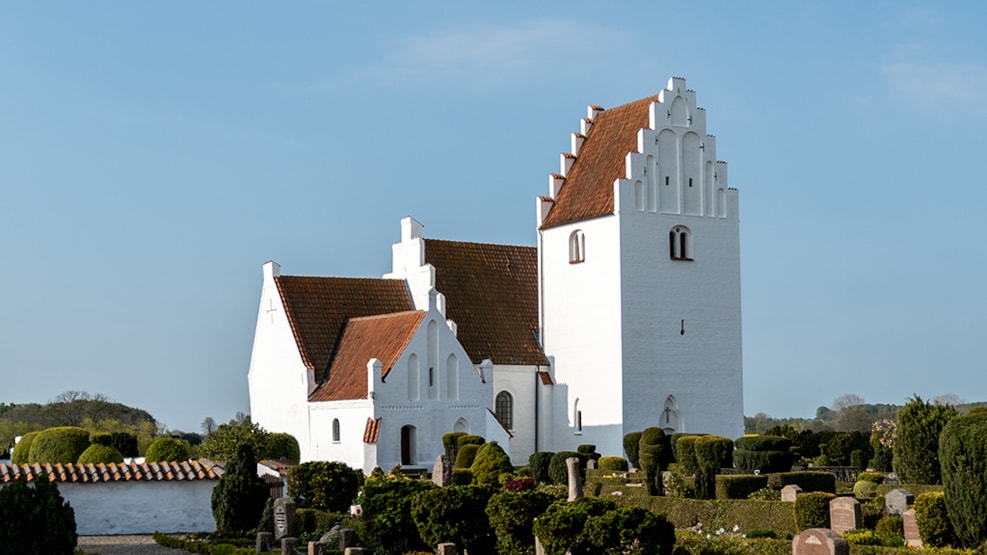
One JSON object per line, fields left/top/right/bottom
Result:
{"left": 345, "top": 310, "right": 425, "bottom": 322}
{"left": 425, "top": 238, "right": 536, "bottom": 250}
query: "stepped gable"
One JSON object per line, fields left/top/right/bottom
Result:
{"left": 539, "top": 94, "right": 659, "bottom": 229}
{"left": 275, "top": 276, "right": 413, "bottom": 377}
{"left": 0, "top": 460, "right": 223, "bottom": 483}
{"left": 310, "top": 310, "right": 426, "bottom": 402}
{"left": 425, "top": 239, "right": 548, "bottom": 366}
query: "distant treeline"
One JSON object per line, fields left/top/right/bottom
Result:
{"left": 746, "top": 398, "right": 987, "bottom": 434}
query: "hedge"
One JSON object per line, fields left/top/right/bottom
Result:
{"left": 675, "top": 436, "right": 701, "bottom": 475}
{"left": 672, "top": 531, "right": 790, "bottom": 555}
{"left": 793, "top": 492, "right": 835, "bottom": 531}
{"left": 598, "top": 456, "right": 628, "bottom": 472}
{"left": 766, "top": 471, "right": 836, "bottom": 493}
{"left": 27, "top": 426, "right": 91, "bottom": 464}
{"left": 548, "top": 451, "right": 584, "bottom": 486}
{"left": 913, "top": 490, "right": 954, "bottom": 548}
{"left": 11, "top": 431, "right": 39, "bottom": 464}
{"left": 529, "top": 452, "right": 554, "bottom": 484}
{"left": 455, "top": 444, "right": 481, "bottom": 469}
{"left": 77, "top": 443, "right": 124, "bottom": 464}
{"left": 716, "top": 474, "right": 768, "bottom": 500}
{"left": 144, "top": 437, "right": 190, "bottom": 462}
{"left": 608, "top": 493, "right": 796, "bottom": 537}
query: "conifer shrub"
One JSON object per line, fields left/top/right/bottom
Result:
{"left": 77, "top": 443, "right": 124, "bottom": 464}
{"left": 486, "top": 490, "right": 554, "bottom": 555}
{"left": 109, "top": 431, "right": 139, "bottom": 458}
{"left": 287, "top": 461, "right": 360, "bottom": 512}
{"left": 576, "top": 444, "right": 601, "bottom": 464}
{"left": 793, "top": 492, "right": 835, "bottom": 531}
{"left": 939, "top": 411, "right": 987, "bottom": 547}
{"left": 693, "top": 435, "right": 733, "bottom": 500}
{"left": 734, "top": 435, "right": 794, "bottom": 474}
{"left": 28, "top": 426, "right": 91, "bottom": 464}
{"left": 716, "top": 474, "right": 768, "bottom": 500}
{"left": 451, "top": 469, "right": 473, "bottom": 486}
{"left": 598, "top": 456, "right": 628, "bottom": 472}
{"left": 548, "top": 451, "right": 584, "bottom": 487}
{"left": 0, "top": 476, "right": 77, "bottom": 554}
{"left": 913, "top": 491, "right": 954, "bottom": 547}
{"left": 211, "top": 443, "right": 269, "bottom": 533}
{"left": 264, "top": 432, "right": 300, "bottom": 464}
{"left": 639, "top": 427, "right": 671, "bottom": 495}
{"left": 443, "top": 431, "right": 467, "bottom": 462}
{"left": 675, "top": 435, "right": 701, "bottom": 475}
{"left": 529, "top": 451, "right": 554, "bottom": 484}
{"left": 455, "top": 443, "right": 481, "bottom": 469}
{"left": 623, "top": 431, "right": 642, "bottom": 469}
{"left": 853, "top": 480, "right": 879, "bottom": 498}
{"left": 144, "top": 437, "right": 191, "bottom": 462}
{"left": 410, "top": 485, "right": 496, "bottom": 555}
{"left": 893, "top": 396, "right": 958, "bottom": 485}
{"left": 874, "top": 515, "right": 904, "bottom": 543}
{"left": 470, "top": 441, "right": 513, "bottom": 485}
{"left": 766, "top": 471, "right": 836, "bottom": 493}
{"left": 354, "top": 475, "right": 434, "bottom": 554}
{"left": 456, "top": 434, "right": 485, "bottom": 449}
{"left": 11, "top": 431, "right": 39, "bottom": 464}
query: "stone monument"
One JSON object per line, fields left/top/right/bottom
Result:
{"left": 792, "top": 528, "right": 849, "bottom": 555}
{"left": 781, "top": 484, "right": 802, "bottom": 502}
{"left": 885, "top": 489, "right": 914, "bottom": 516}
{"left": 274, "top": 497, "right": 297, "bottom": 540}
{"left": 566, "top": 457, "right": 583, "bottom": 501}
{"left": 829, "top": 497, "right": 862, "bottom": 535}
{"left": 432, "top": 454, "right": 452, "bottom": 487}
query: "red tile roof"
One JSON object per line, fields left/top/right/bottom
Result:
{"left": 275, "top": 276, "right": 413, "bottom": 375}
{"left": 363, "top": 417, "right": 382, "bottom": 443}
{"left": 309, "top": 311, "right": 426, "bottom": 402}
{"left": 538, "top": 371, "right": 554, "bottom": 385}
{"left": 539, "top": 94, "right": 660, "bottom": 229}
{"left": 425, "top": 239, "right": 548, "bottom": 366}
{"left": 0, "top": 460, "right": 223, "bottom": 484}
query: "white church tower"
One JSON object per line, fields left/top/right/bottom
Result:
{"left": 537, "top": 77, "right": 744, "bottom": 456}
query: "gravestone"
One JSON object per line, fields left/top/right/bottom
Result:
{"left": 586, "top": 459, "right": 596, "bottom": 470}
{"left": 781, "top": 484, "right": 802, "bottom": 502}
{"left": 792, "top": 528, "right": 849, "bottom": 555}
{"left": 902, "top": 508, "right": 923, "bottom": 548}
{"left": 274, "top": 497, "right": 297, "bottom": 540}
{"left": 885, "top": 489, "right": 914, "bottom": 516}
{"left": 566, "top": 457, "right": 583, "bottom": 501}
{"left": 339, "top": 529, "right": 357, "bottom": 551}
{"left": 437, "top": 543, "right": 457, "bottom": 555}
{"left": 344, "top": 549, "right": 365, "bottom": 555}
{"left": 829, "top": 497, "right": 862, "bottom": 535}
{"left": 433, "top": 455, "right": 452, "bottom": 487}
{"left": 308, "top": 542, "right": 327, "bottom": 555}
{"left": 885, "top": 472, "right": 899, "bottom": 485}
{"left": 281, "top": 537, "right": 298, "bottom": 555}
{"left": 535, "top": 536, "right": 546, "bottom": 555}
{"left": 256, "top": 531, "right": 273, "bottom": 553}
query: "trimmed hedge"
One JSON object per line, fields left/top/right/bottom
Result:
{"left": 470, "top": 441, "right": 513, "bottom": 485}
{"left": 913, "top": 491, "right": 954, "bottom": 548}
{"left": 455, "top": 444, "right": 481, "bottom": 469}
{"left": 456, "top": 434, "right": 485, "bottom": 449}
{"left": 673, "top": 531, "right": 790, "bottom": 555}
{"left": 11, "top": 431, "right": 39, "bottom": 464}
{"left": 734, "top": 435, "right": 794, "bottom": 475}
{"left": 77, "top": 443, "right": 124, "bottom": 464}
{"left": 793, "top": 492, "right": 835, "bottom": 531}
{"left": 716, "top": 474, "right": 768, "bottom": 500}
{"left": 548, "top": 451, "right": 584, "bottom": 486}
{"left": 529, "top": 451, "right": 554, "bottom": 484}
{"left": 675, "top": 435, "right": 701, "bottom": 475}
{"left": 766, "top": 471, "right": 836, "bottom": 493}
{"left": 443, "top": 432, "right": 467, "bottom": 462}
{"left": 144, "top": 437, "right": 190, "bottom": 462}
{"left": 735, "top": 435, "right": 792, "bottom": 452}
{"left": 857, "top": 471, "right": 886, "bottom": 484}
{"left": 598, "top": 456, "right": 628, "bottom": 472}
{"left": 28, "top": 426, "right": 91, "bottom": 464}
{"left": 623, "top": 432, "right": 642, "bottom": 469}
{"left": 694, "top": 435, "right": 733, "bottom": 500}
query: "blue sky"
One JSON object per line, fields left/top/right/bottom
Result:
{"left": 2, "top": 2, "right": 986, "bottom": 433}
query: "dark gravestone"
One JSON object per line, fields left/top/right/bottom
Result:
{"left": 792, "top": 528, "right": 849, "bottom": 555}
{"left": 829, "top": 497, "right": 862, "bottom": 535}
{"left": 281, "top": 537, "right": 298, "bottom": 555}
{"left": 256, "top": 531, "right": 273, "bottom": 553}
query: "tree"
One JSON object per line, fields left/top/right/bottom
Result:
{"left": 287, "top": 461, "right": 361, "bottom": 512}
{"left": 832, "top": 393, "right": 872, "bottom": 432}
{"left": 893, "top": 396, "right": 958, "bottom": 484}
{"left": 0, "top": 476, "right": 77, "bottom": 554}
{"left": 144, "top": 437, "right": 191, "bottom": 462}
{"left": 211, "top": 443, "right": 269, "bottom": 533}
{"left": 201, "top": 417, "right": 217, "bottom": 436}
{"left": 939, "top": 411, "right": 987, "bottom": 547}
{"left": 199, "top": 417, "right": 269, "bottom": 461}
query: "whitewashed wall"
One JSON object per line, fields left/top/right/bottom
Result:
{"left": 59, "top": 481, "right": 217, "bottom": 535}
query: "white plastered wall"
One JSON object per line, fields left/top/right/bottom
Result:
{"left": 491, "top": 363, "right": 541, "bottom": 464}
{"left": 55, "top": 481, "right": 217, "bottom": 535}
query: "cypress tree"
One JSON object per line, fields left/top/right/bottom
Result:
{"left": 211, "top": 442, "right": 269, "bottom": 533}
{"left": 893, "top": 396, "right": 957, "bottom": 484}
{"left": 939, "top": 412, "right": 987, "bottom": 547}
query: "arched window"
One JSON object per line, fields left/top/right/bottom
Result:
{"left": 569, "top": 230, "right": 585, "bottom": 264}
{"left": 574, "top": 398, "right": 582, "bottom": 434}
{"left": 495, "top": 391, "right": 513, "bottom": 430}
{"left": 669, "top": 226, "right": 693, "bottom": 261}
{"left": 332, "top": 418, "right": 341, "bottom": 443}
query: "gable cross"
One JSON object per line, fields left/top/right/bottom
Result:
{"left": 266, "top": 299, "right": 279, "bottom": 324}
{"left": 664, "top": 406, "right": 672, "bottom": 423}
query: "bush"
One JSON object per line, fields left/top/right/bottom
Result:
{"left": 355, "top": 476, "right": 434, "bottom": 553}
{"left": 451, "top": 469, "right": 473, "bottom": 485}
{"left": 144, "top": 437, "right": 191, "bottom": 462}
{"left": 295, "top": 508, "right": 344, "bottom": 535}
{"left": 767, "top": 471, "right": 836, "bottom": 493}
{"left": 287, "top": 461, "right": 360, "bottom": 512}
{"left": 793, "top": 492, "right": 835, "bottom": 531}
{"left": 734, "top": 434, "right": 794, "bottom": 475}
{"left": 623, "top": 432, "right": 642, "bottom": 469}
{"left": 548, "top": 451, "right": 583, "bottom": 486}
{"left": 598, "top": 456, "right": 628, "bottom": 472}
{"left": 857, "top": 471, "right": 886, "bottom": 484}
{"left": 853, "top": 480, "right": 879, "bottom": 498}
{"left": 874, "top": 515, "right": 904, "bottom": 542}
{"left": 471, "top": 441, "right": 514, "bottom": 485}
{"left": 672, "top": 531, "right": 790, "bottom": 555}
{"left": 11, "top": 431, "right": 39, "bottom": 464}
{"left": 529, "top": 451, "right": 554, "bottom": 484}
{"left": 716, "top": 474, "right": 768, "bottom": 500}
{"left": 456, "top": 443, "right": 481, "bottom": 469}
{"left": 27, "top": 426, "right": 91, "bottom": 464}
{"left": 90, "top": 432, "right": 113, "bottom": 446}
{"left": 77, "top": 443, "right": 124, "bottom": 464}
{"left": 894, "top": 396, "right": 958, "bottom": 485}
{"left": 675, "top": 435, "right": 701, "bottom": 475}
{"left": 533, "top": 497, "right": 674, "bottom": 555}
{"left": 443, "top": 432, "right": 467, "bottom": 462}
{"left": 694, "top": 435, "right": 733, "bottom": 500}
{"left": 410, "top": 485, "right": 495, "bottom": 555}
{"left": 842, "top": 529, "right": 883, "bottom": 545}
{"left": 748, "top": 487, "right": 781, "bottom": 501}
{"left": 486, "top": 490, "right": 554, "bottom": 555}
{"left": 639, "top": 427, "right": 670, "bottom": 495}
{"left": 504, "top": 477, "right": 536, "bottom": 492}
{"left": 940, "top": 411, "right": 987, "bottom": 548}
{"left": 210, "top": 443, "right": 269, "bottom": 533}
{"left": 109, "top": 432, "right": 139, "bottom": 458}
{"left": 457, "top": 434, "right": 485, "bottom": 449}
{"left": 577, "top": 444, "right": 601, "bottom": 464}
{"left": 0, "top": 476, "right": 77, "bottom": 554}
{"left": 264, "top": 432, "right": 300, "bottom": 464}
{"left": 913, "top": 491, "right": 954, "bottom": 547}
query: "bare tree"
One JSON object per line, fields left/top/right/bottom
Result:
{"left": 933, "top": 393, "right": 963, "bottom": 406}
{"left": 201, "top": 416, "right": 217, "bottom": 436}
{"left": 832, "top": 393, "right": 865, "bottom": 411}
{"left": 833, "top": 393, "right": 870, "bottom": 432}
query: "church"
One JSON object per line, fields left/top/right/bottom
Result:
{"left": 247, "top": 77, "right": 744, "bottom": 474}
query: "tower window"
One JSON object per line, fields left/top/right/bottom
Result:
{"left": 569, "top": 229, "right": 585, "bottom": 264}
{"left": 669, "top": 226, "right": 693, "bottom": 261}
{"left": 495, "top": 391, "right": 513, "bottom": 430}
{"left": 332, "top": 418, "right": 340, "bottom": 443}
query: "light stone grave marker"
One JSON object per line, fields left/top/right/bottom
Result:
{"left": 781, "top": 484, "right": 802, "bottom": 502}
{"left": 792, "top": 528, "right": 849, "bottom": 555}
{"left": 433, "top": 455, "right": 452, "bottom": 487}
{"left": 274, "top": 497, "right": 296, "bottom": 540}
{"left": 566, "top": 457, "right": 583, "bottom": 501}
{"left": 829, "top": 497, "right": 861, "bottom": 535}
{"left": 308, "top": 542, "right": 326, "bottom": 555}
{"left": 256, "top": 531, "right": 273, "bottom": 553}
{"left": 902, "top": 508, "right": 922, "bottom": 548}
{"left": 885, "top": 489, "right": 913, "bottom": 516}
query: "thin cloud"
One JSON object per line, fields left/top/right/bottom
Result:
{"left": 882, "top": 60, "right": 987, "bottom": 117}
{"left": 355, "top": 20, "right": 629, "bottom": 88}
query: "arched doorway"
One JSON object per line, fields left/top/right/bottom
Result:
{"left": 401, "top": 425, "right": 417, "bottom": 465}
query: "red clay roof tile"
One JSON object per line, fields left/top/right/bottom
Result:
{"left": 309, "top": 310, "right": 426, "bottom": 402}
{"left": 363, "top": 417, "right": 382, "bottom": 443}
{"left": 425, "top": 239, "right": 548, "bottom": 366}
{"left": 0, "top": 460, "right": 223, "bottom": 483}
{"left": 540, "top": 94, "right": 659, "bottom": 229}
